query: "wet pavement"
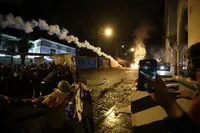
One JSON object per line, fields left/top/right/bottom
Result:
{"left": 93, "top": 79, "right": 135, "bottom": 133}
{"left": 82, "top": 69, "right": 137, "bottom": 133}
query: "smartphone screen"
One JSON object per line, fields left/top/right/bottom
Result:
{"left": 138, "top": 59, "right": 157, "bottom": 92}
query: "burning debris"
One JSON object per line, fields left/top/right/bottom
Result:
{"left": 0, "top": 13, "right": 122, "bottom": 68}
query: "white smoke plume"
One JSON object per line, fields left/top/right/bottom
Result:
{"left": 133, "top": 22, "right": 154, "bottom": 67}
{"left": 0, "top": 13, "right": 121, "bottom": 67}
{"left": 151, "top": 48, "right": 165, "bottom": 60}
{"left": 165, "top": 39, "right": 173, "bottom": 63}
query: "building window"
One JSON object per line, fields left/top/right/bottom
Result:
{"left": 51, "top": 44, "right": 58, "bottom": 49}
{"left": 0, "top": 41, "right": 6, "bottom": 50}
{"left": 50, "top": 49, "right": 56, "bottom": 54}
{"left": 61, "top": 47, "right": 66, "bottom": 52}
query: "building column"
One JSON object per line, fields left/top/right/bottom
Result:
{"left": 174, "top": 42, "right": 179, "bottom": 75}
{"left": 166, "top": 36, "right": 177, "bottom": 75}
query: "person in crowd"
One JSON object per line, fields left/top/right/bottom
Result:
{"left": 40, "top": 64, "right": 76, "bottom": 96}
{"left": 26, "top": 80, "right": 75, "bottom": 133}
{"left": 175, "top": 42, "right": 200, "bottom": 126}
{"left": 0, "top": 80, "right": 76, "bottom": 133}
{"left": 70, "top": 79, "right": 94, "bottom": 133}
{"left": 0, "top": 62, "right": 76, "bottom": 97}
{"left": 0, "top": 62, "right": 78, "bottom": 132}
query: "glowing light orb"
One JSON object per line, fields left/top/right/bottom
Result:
{"left": 105, "top": 28, "right": 112, "bottom": 36}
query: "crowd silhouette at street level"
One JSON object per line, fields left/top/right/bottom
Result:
{"left": 0, "top": 62, "right": 94, "bottom": 133}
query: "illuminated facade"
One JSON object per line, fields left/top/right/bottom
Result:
{"left": 0, "top": 33, "right": 18, "bottom": 51}
{"left": 0, "top": 33, "right": 76, "bottom": 56}
{"left": 0, "top": 33, "right": 76, "bottom": 64}
{"left": 29, "top": 38, "right": 76, "bottom": 56}
{"left": 166, "top": 0, "right": 200, "bottom": 75}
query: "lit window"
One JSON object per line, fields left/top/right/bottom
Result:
{"left": 50, "top": 49, "right": 56, "bottom": 54}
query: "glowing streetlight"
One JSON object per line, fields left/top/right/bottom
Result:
{"left": 130, "top": 48, "right": 134, "bottom": 52}
{"left": 104, "top": 28, "right": 112, "bottom": 36}
{"left": 122, "top": 45, "right": 124, "bottom": 48}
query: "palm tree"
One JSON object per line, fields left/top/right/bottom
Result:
{"left": 16, "top": 38, "right": 33, "bottom": 65}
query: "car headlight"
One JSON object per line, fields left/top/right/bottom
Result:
{"left": 160, "top": 66, "right": 165, "bottom": 70}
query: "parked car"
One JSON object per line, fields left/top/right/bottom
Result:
{"left": 157, "top": 63, "right": 170, "bottom": 71}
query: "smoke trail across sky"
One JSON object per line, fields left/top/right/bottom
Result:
{"left": 0, "top": 13, "right": 121, "bottom": 67}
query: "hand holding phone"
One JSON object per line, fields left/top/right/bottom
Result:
{"left": 138, "top": 59, "right": 157, "bottom": 92}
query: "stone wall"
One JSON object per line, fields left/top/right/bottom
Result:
{"left": 177, "top": 0, "right": 188, "bottom": 46}
{"left": 177, "top": 0, "right": 200, "bottom": 47}
{"left": 165, "top": 0, "right": 178, "bottom": 66}
{"left": 167, "top": 0, "right": 177, "bottom": 37}
{"left": 188, "top": 0, "right": 200, "bottom": 46}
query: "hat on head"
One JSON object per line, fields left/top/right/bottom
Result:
{"left": 186, "top": 42, "right": 200, "bottom": 69}
{"left": 57, "top": 80, "right": 71, "bottom": 93}
{"left": 186, "top": 42, "right": 200, "bottom": 59}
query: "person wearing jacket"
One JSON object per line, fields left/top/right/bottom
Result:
{"left": 143, "top": 42, "right": 200, "bottom": 132}
{"left": 10, "top": 80, "right": 75, "bottom": 133}
{"left": 70, "top": 79, "right": 94, "bottom": 133}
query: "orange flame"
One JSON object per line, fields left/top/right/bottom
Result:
{"left": 131, "top": 63, "right": 138, "bottom": 69}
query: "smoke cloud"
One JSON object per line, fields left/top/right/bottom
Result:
{"left": 150, "top": 48, "right": 165, "bottom": 60}
{"left": 0, "top": 13, "right": 121, "bottom": 67}
{"left": 165, "top": 39, "right": 173, "bottom": 63}
{"left": 133, "top": 22, "right": 154, "bottom": 66}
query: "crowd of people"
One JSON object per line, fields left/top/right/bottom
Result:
{"left": 0, "top": 62, "right": 94, "bottom": 133}
{"left": 0, "top": 62, "right": 76, "bottom": 98}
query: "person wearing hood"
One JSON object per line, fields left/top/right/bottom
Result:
{"left": 40, "top": 66, "right": 62, "bottom": 96}
{"left": 25, "top": 80, "right": 75, "bottom": 133}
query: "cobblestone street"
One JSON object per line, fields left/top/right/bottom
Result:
{"left": 93, "top": 79, "right": 135, "bottom": 133}
{"left": 82, "top": 69, "right": 137, "bottom": 133}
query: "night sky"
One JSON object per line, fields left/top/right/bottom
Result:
{"left": 0, "top": 0, "right": 165, "bottom": 57}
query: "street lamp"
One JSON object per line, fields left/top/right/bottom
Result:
{"left": 122, "top": 45, "right": 124, "bottom": 48}
{"left": 95, "top": 27, "right": 113, "bottom": 68}
{"left": 130, "top": 48, "right": 134, "bottom": 52}
{"left": 104, "top": 28, "right": 112, "bottom": 36}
